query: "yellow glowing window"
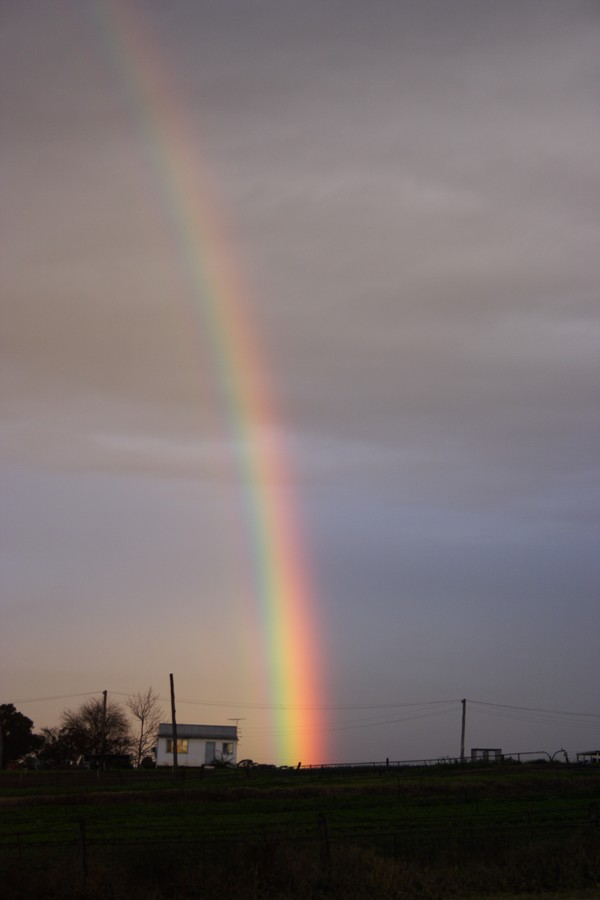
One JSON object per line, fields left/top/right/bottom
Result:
{"left": 166, "top": 739, "right": 188, "bottom": 754}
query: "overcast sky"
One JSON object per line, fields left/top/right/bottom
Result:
{"left": 2, "top": 0, "right": 599, "bottom": 765}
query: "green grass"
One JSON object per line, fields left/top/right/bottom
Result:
{"left": 1, "top": 764, "right": 599, "bottom": 897}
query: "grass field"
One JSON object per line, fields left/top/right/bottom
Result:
{"left": 1, "top": 763, "right": 599, "bottom": 898}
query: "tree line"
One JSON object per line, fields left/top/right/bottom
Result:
{"left": 0, "top": 688, "right": 162, "bottom": 769}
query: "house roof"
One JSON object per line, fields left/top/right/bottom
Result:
{"left": 158, "top": 723, "right": 238, "bottom": 741}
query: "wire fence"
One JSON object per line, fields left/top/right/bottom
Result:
{"left": 2, "top": 806, "right": 597, "bottom": 864}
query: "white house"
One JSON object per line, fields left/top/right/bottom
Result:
{"left": 155, "top": 723, "right": 238, "bottom": 767}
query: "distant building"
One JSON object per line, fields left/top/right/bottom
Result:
{"left": 576, "top": 750, "right": 600, "bottom": 764}
{"left": 155, "top": 723, "right": 238, "bottom": 767}
{"left": 471, "top": 747, "right": 502, "bottom": 762}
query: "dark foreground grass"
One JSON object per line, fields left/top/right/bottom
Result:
{"left": 1, "top": 765, "right": 599, "bottom": 898}
{"left": 2, "top": 832, "right": 599, "bottom": 899}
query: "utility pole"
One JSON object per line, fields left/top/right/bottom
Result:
{"left": 460, "top": 698, "right": 466, "bottom": 763}
{"left": 169, "top": 673, "right": 178, "bottom": 778}
{"left": 101, "top": 690, "right": 108, "bottom": 771}
{"left": 228, "top": 717, "right": 245, "bottom": 756}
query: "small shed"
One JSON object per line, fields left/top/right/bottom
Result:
{"left": 155, "top": 723, "right": 238, "bottom": 767}
{"left": 471, "top": 747, "right": 502, "bottom": 762}
{"left": 576, "top": 750, "right": 600, "bottom": 764}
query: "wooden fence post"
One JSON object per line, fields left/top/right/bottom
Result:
{"left": 318, "top": 812, "right": 332, "bottom": 877}
{"left": 78, "top": 817, "right": 88, "bottom": 883}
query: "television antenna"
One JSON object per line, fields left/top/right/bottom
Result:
{"left": 228, "top": 717, "right": 246, "bottom": 738}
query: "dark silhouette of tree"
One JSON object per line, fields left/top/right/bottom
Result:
{"left": 127, "top": 687, "right": 162, "bottom": 767}
{"left": 36, "top": 726, "right": 82, "bottom": 768}
{"left": 60, "top": 697, "right": 131, "bottom": 761}
{"left": 0, "top": 704, "right": 42, "bottom": 767}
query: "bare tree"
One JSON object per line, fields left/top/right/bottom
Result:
{"left": 61, "top": 697, "right": 130, "bottom": 762}
{"left": 127, "top": 688, "right": 163, "bottom": 767}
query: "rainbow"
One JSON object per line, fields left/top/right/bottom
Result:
{"left": 89, "top": 1, "right": 326, "bottom": 764}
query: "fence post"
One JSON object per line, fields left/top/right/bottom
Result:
{"left": 78, "top": 817, "right": 88, "bottom": 883}
{"left": 318, "top": 812, "right": 332, "bottom": 877}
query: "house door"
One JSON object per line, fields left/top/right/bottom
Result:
{"left": 205, "top": 741, "right": 216, "bottom": 764}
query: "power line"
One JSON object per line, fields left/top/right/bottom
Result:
{"left": 9, "top": 691, "right": 102, "bottom": 704}
{"left": 9, "top": 692, "right": 600, "bottom": 722}
{"left": 468, "top": 700, "right": 600, "bottom": 719}
{"left": 241, "top": 706, "right": 457, "bottom": 738}
{"left": 165, "top": 697, "right": 460, "bottom": 712}
{"left": 469, "top": 704, "right": 600, "bottom": 731}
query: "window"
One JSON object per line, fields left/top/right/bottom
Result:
{"left": 222, "top": 742, "right": 234, "bottom": 756}
{"left": 166, "top": 738, "right": 188, "bottom": 754}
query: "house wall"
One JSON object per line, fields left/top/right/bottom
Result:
{"left": 156, "top": 737, "right": 237, "bottom": 767}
